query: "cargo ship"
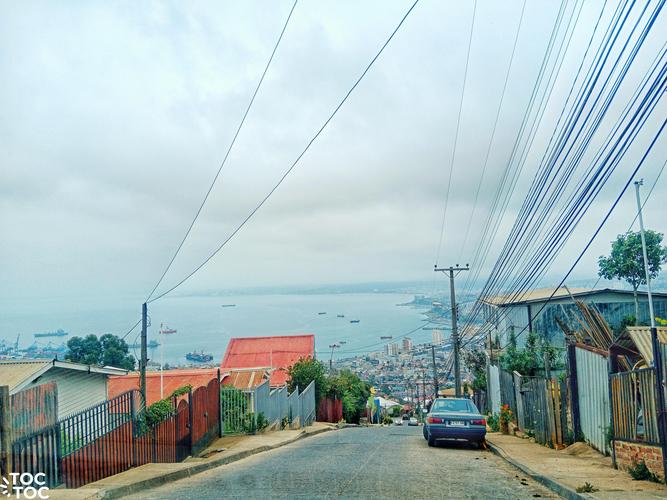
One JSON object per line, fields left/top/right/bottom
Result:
{"left": 349, "top": 319, "right": 360, "bottom": 324}
{"left": 318, "top": 312, "right": 327, "bottom": 315}
{"left": 128, "top": 340, "right": 159, "bottom": 349}
{"left": 186, "top": 351, "right": 213, "bottom": 363}
{"left": 380, "top": 336, "right": 392, "bottom": 339}
{"left": 34, "top": 329, "right": 68, "bottom": 338}
{"left": 337, "top": 314, "right": 345, "bottom": 318}
{"left": 221, "top": 304, "right": 236, "bottom": 308}
{"left": 159, "top": 324, "right": 177, "bottom": 335}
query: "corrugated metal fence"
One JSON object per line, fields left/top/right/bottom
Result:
{"left": 610, "top": 368, "right": 660, "bottom": 445}
{"left": 222, "top": 380, "right": 316, "bottom": 433}
{"left": 575, "top": 346, "right": 610, "bottom": 454}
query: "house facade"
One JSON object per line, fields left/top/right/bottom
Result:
{"left": 0, "top": 359, "right": 128, "bottom": 417}
{"left": 482, "top": 287, "right": 667, "bottom": 346}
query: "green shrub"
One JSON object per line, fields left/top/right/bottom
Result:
{"left": 486, "top": 413, "right": 500, "bottom": 432}
{"left": 576, "top": 482, "right": 598, "bottom": 493}
{"left": 256, "top": 412, "right": 269, "bottom": 431}
{"left": 628, "top": 459, "right": 661, "bottom": 483}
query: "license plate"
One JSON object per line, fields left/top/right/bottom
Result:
{"left": 449, "top": 421, "right": 465, "bottom": 427}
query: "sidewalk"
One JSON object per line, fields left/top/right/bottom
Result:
{"left": 47, "top": 422, "right": 335, "bottom": 500}
{"left": 487, "top": 432, "right": 667, "bottom": 499}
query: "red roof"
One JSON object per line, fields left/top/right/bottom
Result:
{"left": 220, "top": 334, "right": 314, "bottom": 386}
{"left": 108, "top": 368, "right": 218, "bottom": 406}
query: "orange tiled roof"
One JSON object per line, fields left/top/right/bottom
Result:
{"left": 108, "top": 368, "right": 218, "bottom": 405}
{"left": 220, "top": 334, "right": 314, "bottom": 386}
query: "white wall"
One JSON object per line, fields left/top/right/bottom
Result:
{"left": 27, "top": 367, "right": 108, "bottom": 417}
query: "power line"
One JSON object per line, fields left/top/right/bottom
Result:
{"left": 488, "top": 117, "right": 667, "bottom": 351}
{"left": 434, "top": 0, "right": 478, "bottom": 266}
{"left": 121, "top": 318, "right": 142, "bottom": 341}
{"left": 148, "top": 0, "right": 421, "bottom": 303}
{"left": 145, "top": 0, "right": 299, "bottom": 302}
{"left": 456, "top": 0, "right": 527, "bottom": 263}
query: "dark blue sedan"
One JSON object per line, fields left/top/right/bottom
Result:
{"left": 423, "top": 398, "right": 486, "bottom": 447}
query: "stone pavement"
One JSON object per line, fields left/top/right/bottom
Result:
{"left": 46, "top": 422, "right": 335, "bottom": 499}
{"left": 123, "top": 424, "right": 558, "bottom": 500}
{"left": 487, "top": 432, "right": 667, "bottom": 499}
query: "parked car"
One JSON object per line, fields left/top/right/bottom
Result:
{"left": 393, "top": 417, "right": 403, "bottom": 426}
{"left": 423, "top": 398, "right": 486, "bottom": 447}
{"left": 408, "top": 417, "right": 418, "bottom": 426}
{"left": 402, "top": 414, "right": 410, "bottom": 420}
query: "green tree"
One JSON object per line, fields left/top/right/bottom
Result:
{"left": 287, "top": 357, "right": 328, "bottom": 404}
{"left": 462, "top": 348, "right": 487, "bottom": 392}
{"left": 598, "top": 230, "right": 667, "bottom": 321}
{"left": 499, "top": 330, "right": 541, "bottom": 376}
{"left": 327, "top": 369, "right": 370, "bottom": 424}
{"left": 66, "top": 334, "right": 135, "bottom": 370}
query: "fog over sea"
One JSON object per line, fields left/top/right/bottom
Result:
{"left": 1, "top": 291, "right": 437, "bottom": 365}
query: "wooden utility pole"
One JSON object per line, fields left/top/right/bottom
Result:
{"left": 140, "top": 302, "right": 148, "bottom": 408}
{"left": 435, "top": 264, "right": 469, "bottom": 397}
{"left": 431, "top": 345, "right": 439, "bottom": 397}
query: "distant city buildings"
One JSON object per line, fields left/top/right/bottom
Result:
{"left": 384, "top": 343, "right": 399, "bottom": 356}
{"left": 402, "top": 338, "right": 413, "bottom": 352}
{"left": 431, "top": 329, "right": 444, "bottom": 345}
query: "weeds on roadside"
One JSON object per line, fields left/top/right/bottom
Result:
{"left": 628, "top": 459, "right": 661, "bottom": 483}
{"left": 576, "top": 482, "right": 598, "bottom": 493}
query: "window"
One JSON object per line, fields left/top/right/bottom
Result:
{"left": 431, "top": 399, "right": 471, "bottom": 413}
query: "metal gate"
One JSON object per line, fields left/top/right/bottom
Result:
{"left": 220, "top": 387, "right": 252, "bottom": 435}
{"left": 576, "top": 346, "right": 610, "bottom": 454}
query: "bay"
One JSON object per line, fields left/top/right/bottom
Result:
{"left": 1, "top": 293, "right": 432, "bottom": 365}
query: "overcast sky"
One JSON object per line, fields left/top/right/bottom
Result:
{"left": 2, "top": 0, "right": 666, "bottom": 305}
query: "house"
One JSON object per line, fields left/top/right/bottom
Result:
{"left": 0, "top": 358, "right": 128, "bottom": 418}
{"left": 481, "top": 287, "right": 667, "bottom": 346}
{"left": 108, "top": 368, "right": 219, "bottom": 406}
{"left": 220, "top": 334, "right": 315, "bottom": 387}
{"left": 220, "top": 368, "right": 270, "bottom": 390}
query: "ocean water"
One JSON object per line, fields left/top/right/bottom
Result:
{"left": 0, "top": 293, "right": 432, "bottom": 365}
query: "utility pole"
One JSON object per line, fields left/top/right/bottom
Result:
{"left": 435, "top": 264, "right": 469, "bottom": 397}
{"left": 635, "top": 180, "right": 667, "bottom": 480}
{"left": 431, "top": 345, "right": 439, "bottom": 398}
{"left": 328, "top": 344, "right": 339, "bottom": 371}
{"left": 140, "top": 302, "right": 148, "bottom": 408}
{"left": 421, "top": 371, "right": 426, "bottom": 409}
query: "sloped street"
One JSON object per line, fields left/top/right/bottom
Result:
{"left": 125, "top": 425, "right": 557, "bottom": 499}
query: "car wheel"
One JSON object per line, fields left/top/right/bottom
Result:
{"left": 427, "top": 435, "right": 436, "bottom": 447}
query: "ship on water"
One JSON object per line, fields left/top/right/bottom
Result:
{"left": 159, "top": 324, "right": 177, "bottom": 335}
{"left": 129, "top": 340, "right": 159, "bottom": 349}
{"left": 34, "top": 329, "right": 68, "bottom": 338}
{"left": 380, "top": 336, "right": 392, "bottom": 339}
{"left": 186, "top": 351, "right": 213, "bottom": 363}
{"left": 336, "top": 314, "right": 345, "bottom": 318}
{"left": 221, "top": 304, "right": 236, "bottom": 308}
{"left": 349, "top": 319, "right": 360, "bottom": 324}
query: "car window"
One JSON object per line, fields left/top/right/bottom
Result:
{"left": 431, "top": 399, "right": 471, "bottom": 412}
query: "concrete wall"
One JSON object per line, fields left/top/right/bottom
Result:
{"left": 27, "top": 367, "right": 108, "bottom": 418}
{"left": 614, "top": 441, "right": 664, "bottom": 480}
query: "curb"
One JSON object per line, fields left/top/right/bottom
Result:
{"left": 486, "top": 441, "right": 591, "bottom": 500}
{"left": 93, "top": 426, "right": 334, "bottom": 499}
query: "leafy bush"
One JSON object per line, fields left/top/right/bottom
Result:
{"left": 256, "top": 412, "right": 269, "bottom": 431}
{"left": 382, "top": 414, "right": 393, "bottom": 425}
{"left": 486, "top": 413, "right": 500, "bottom": 432}
{"left": 628, "top": 459, "right": 661, "bottom": 482}
{"left": 576, "top": 482, "right": 598, "bottom": 493}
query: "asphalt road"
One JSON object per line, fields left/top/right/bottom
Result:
{"left": 125, "top": 425, "right": 558, "bottom": 499}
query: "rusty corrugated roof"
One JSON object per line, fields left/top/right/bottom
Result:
{"left": 221, "top": 334, "right": 314, "bottom": 386}
{"left": 627, "top": 326, "right": 667, "bottom": 365}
